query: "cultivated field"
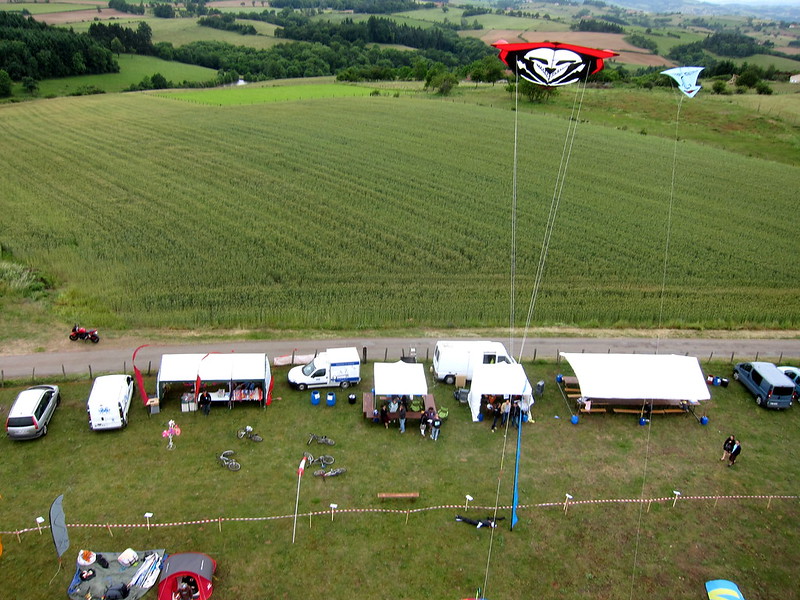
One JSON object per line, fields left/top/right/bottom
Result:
{"left": 1, "top": 86, "right": 798, "bottom": 337}
{"left": 1, "top": 361, "right": 798, "bottom": 600}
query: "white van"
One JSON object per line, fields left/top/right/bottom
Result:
{"left": 87, "top": 374, "right": 134, "bottom": 431}
{"left": 432, "top": 341, "right": 514, "bottom": 384}
{"left": 288, "top": 347, "right": 361, "bottom": 390}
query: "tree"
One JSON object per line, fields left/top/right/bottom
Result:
{"left": 512, "top": 79, "right": 558, "bottom": 103}
{"left": 110, "top": 37, "right": 125, "bottom": 56}
{"left": 711, "top": 80, "right": 728, "bottom": 95}
{"left": 21, "top": 76, "right": 38, "bottom": 94}
{"left": 0, "top": 69, "right": 12, "bottom": 97}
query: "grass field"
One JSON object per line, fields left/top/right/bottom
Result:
{"left": 1, "top": 359, "right": 798, "bottom": 600}
{"left": 0, "top": 86, "right": 798, "bottom": 338}
{"left": 153, "top": 82, "right": 378, "bottom": 106}
{"left": 22, "top": 54, "right": 218, "bottom": 97}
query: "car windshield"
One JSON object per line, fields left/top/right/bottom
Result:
{"left": 302, "top": 360, "right": 317, "bottom": 377}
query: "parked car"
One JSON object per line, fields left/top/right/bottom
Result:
{"left": 6, "top": 385, "right": 60, "bottom": 439}
{"left": 732, "top": 362, "right": 796, "bottom": 409}
{"left": 87, "top": 374, "right": 134, "bottom": 431}
{"left": 777, "top": 366, "right": 800, "bottom": 396}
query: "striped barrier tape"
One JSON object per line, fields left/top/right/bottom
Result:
{"left": 3, "top": 494, "right": 797, "bottom": 537}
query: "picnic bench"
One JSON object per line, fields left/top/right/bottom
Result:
{"left": 363, "top": 393, "right": 436, "bottom": 422}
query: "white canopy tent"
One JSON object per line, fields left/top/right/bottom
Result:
{"left": 156, "top": 353, "right": 272, "bottom": 405}
{"left": 373, "top": 362, "right": 428, "bottom": 396}
{"left": 467, "top": 363, "right": 533, "bottom": 422}
{"left": 559, "top": 353, "right": 710, "bottom": 404}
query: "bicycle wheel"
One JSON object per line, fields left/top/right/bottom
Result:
{"left": 303, "top": 451, "right": 314, "bottom": 462}
{"left": 252, "top": 434, "right": 263, "bottom": 442}
{"left": 319, "top": 455, "right": 334, "bottom": 466}
{"left": 313, "top": 469, "right": 326, "bottom": 477}
{"left": 322, "top": 437, "right": 335, "bottom": 446}
{"left": 227, "top": 461, "right": 241, "bottom": 471}
{"left": 329, "top": 467, "right": 346, "bottom": 476}
{"left": 237, "top": 429, "right": 247, "bottom": 439}
{"left": 221, "top": 450, "right": 235, "bottom": 458}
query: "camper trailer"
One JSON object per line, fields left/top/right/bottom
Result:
{"left": 87, "top": 374, "right": 134, "bottom": 431}
{"left": 432, "top": 341, "right": 514, "bottom": 385}
{"left": 288, "top": 347, "right": 361, "bottom": 390}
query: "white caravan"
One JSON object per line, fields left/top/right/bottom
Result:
{"left": 432, "top": 341, "right": 514, "bottom": 384}
{"left": 288, "top": 347, "right": 361, "bottom": 390}
{"left": 87, "top": 374, "right": 134, "bottom": 431}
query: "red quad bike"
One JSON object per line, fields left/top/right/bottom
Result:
{"left": 70, "top": 324, "right": 100, "bottom": 343}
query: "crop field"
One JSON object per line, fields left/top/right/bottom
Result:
{"left": 154, "top": 83, "right": 378, "bottom": 106}
{"left": 0, "top": 87, "right": 798, "bottom": 333}
{"left": 1, "top": 361, "right": 799, "bottom": 600}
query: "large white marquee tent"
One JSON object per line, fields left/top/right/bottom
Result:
{"left": 373, "top": 361, "right": 428, "bottom": 397}
{"left": 467, "top": 363, "right": 533, "bottom": 422}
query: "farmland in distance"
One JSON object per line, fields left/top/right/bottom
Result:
{"left": 1, "top": 88, "right": 798, "bottom": 332}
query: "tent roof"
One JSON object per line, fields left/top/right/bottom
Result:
{"left": 158, "top": 354, "right": 268, "bottom": 383}
{"left": 467, "top": 363, "right": 532, "bottom": 421}
{"left": 560, "top": 353, "right": 710, "bottom": 402}
{"left": 373, "top": 362, "right": 428, "bottom": 396}
{"left": 158, "top": 553, "right": 215, "bottom": 583}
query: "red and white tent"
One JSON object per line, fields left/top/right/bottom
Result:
{"left": 157, "top": 552, "right": 216, "bottom": 600}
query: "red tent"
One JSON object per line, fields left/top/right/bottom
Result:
{"left": 157, "top": 553, "right": 216, "bottom": 600}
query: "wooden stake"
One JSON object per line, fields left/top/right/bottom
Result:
{"left": 106, "top": 523, "right": 114, "bottom": 537}
{"left": 218, "top": 517, "right": 222, "bottom": 533}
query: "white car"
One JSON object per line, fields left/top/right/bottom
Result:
{"left": 6, "top": 385, "right": 60, "bottom": 439}
{"left": 778, "top": 366, "right": 800, "bottom": 396}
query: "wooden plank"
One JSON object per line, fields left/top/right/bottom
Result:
{"left": 363, "top": 392, "right": 374, "bottom": 419}
{"left": 377, "top": 492, "right": 419, "bottom": 499}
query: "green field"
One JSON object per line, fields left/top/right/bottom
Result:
{"left": 66, "top": 16, "right": 284, "bottom": 49}
{"left": 154, "top": 82, "right": 377, "bottom": 106}
{"left": 1, "top": 360, "right": 798, "bottom": 600}
{"left": 0, "top": 85, "right": 798, "bottom": 337}
{"left": 0, "top": 2, "right": 90, "bottom": 14}
{"left": 24, "top": 54, "right": 218, "bottom": 97}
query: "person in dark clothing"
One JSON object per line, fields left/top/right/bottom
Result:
{"left": 728, "top": 439, "right": 742, "bottom": 467}
{"left": 455, "top": 515, "right": 505, "bottom": 529}
{"left": 720, "top": 435, "right": 735, "bottom": 461}
{"left": 198, "top": 389, "right": 211, "bottom": 416}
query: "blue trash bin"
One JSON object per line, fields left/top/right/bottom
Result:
{"left": 326, "top": 392, "right": 336, "bottom": 407}
{"left": 311, "top": 391, "right": 320, "bottom": 406}
{"left": 700, "top": 416, "right": 709, "bottom": 425}
{"left": 570, "top": 415, "right": 579, "bottom": 425}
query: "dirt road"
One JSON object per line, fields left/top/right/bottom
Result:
{"left": 2, "top": 336, "right": 799, "bottom": 380}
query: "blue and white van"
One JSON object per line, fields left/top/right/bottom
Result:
{"left": 732, "top": 362, "right": 795, "bottom": 409}
{"left": 87, "top": 374, "right": 134, "bottom": 430}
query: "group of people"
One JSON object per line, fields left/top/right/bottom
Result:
{"left": 378, "top": 396, "right": 442, "bottom": 440}
{"left": 484, "top": 395, "right": 528, "bottom": 432}
{"left": 721, "top": 434, "right": 742, "bottom": 467}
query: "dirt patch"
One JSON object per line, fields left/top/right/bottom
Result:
{"left": 33, "top": 9, "right": 135, "bottom": 25}
{"left": 480, "top": 30, "right": 675, "bottom": 67}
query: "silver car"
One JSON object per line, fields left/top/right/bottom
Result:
{"left": 6, "top": 385, "right": 60, "bottom": 439}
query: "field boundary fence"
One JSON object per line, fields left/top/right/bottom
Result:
{"left": 4, "top": 494, "right": 798, "bottom": 541}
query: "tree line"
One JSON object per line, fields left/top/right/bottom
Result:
{"left": 0, "top": 12, "right": 117, "bottom": 81}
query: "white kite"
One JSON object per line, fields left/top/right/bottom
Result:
{"left": 662, "top": 66, "right": 704, "bottom": 98}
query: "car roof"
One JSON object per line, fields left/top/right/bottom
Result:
{"left": 9, "top": 385, "right": 58, "bottom": 418}
{"left": 743, "top": 362, "right": 796, "bottom": 386}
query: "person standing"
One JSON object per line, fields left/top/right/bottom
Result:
{"left": 419, "top": 408, "right": 428, "bottom": 437}
{"left": 728, "top": 439, "right": 742, "bottom": 467}
{"left": 488, "top": 398, "right": 501, "bottom": 432}
{"left": 720, "top": 435, "right": 735, "bottom": 461}
{"left": 380, "top": 402, "right": 389, "bottom": 429}
{"left": 500, "top": 398, "right": 511, "bottom": 427}
{"left": 398, "top": 403, "right": 407, "bottom": 434}
{"left": 199, "top": 389, "right": 212, "bottom": 416}
{"left": 431, "top": 413, "right": 442, "bottom": 441}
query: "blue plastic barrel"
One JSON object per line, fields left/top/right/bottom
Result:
{"left": 556, "top": 374, "right": 564, "bottom": 383}
{"left": 477, "top": 413, "right": 484, "bottom": 422}
{"left": 311, "top": 391, "right": 320, "bottom": 406}
{"left": 326, "top": 392, "right": 336, "bottom": 407}
{"left": 700, "top": 416, "right": 709, "bottom": 425}
{"left": 713, "top": 377, "right": 721, "bottom": 386}
{"left": 570, "top": 415, "right": 579, "bottom": 425}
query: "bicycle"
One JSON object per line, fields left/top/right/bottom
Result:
{"left": 307, "top": 433, "right": 335, "bottom": 446}
{"left": 237, "top": 425, "right": 263, "bottom": 442}
{"left": 218, "top": 450, "right": 241, "bottom": 471}
{"left": 313, "top": 467, "right": 347, "bottom": 478}
{"left": 303, "top": 451, "right": 334, "bottom": 467}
